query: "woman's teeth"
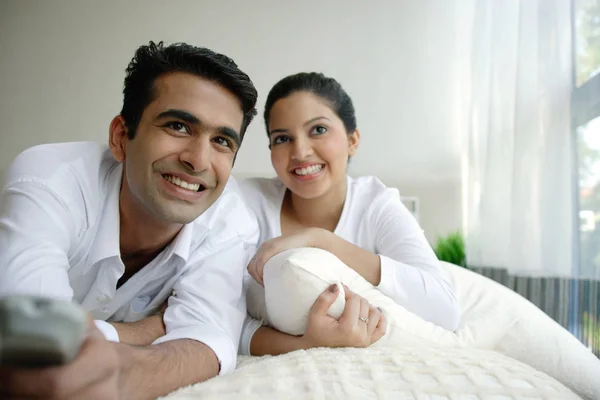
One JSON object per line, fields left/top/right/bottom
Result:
{"left": 163, "top": 174, "right": 202, "bottom": 192}
{"left": 294, "top": 164, "right": 323, "bottom": 176}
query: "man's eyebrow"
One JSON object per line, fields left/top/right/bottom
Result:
{"left": 156, "top": 109, "right": 200, "bottom": 124}
{"left": 217, "top": 126, "right": 241, "bottom": 148}
{"left": 269, "top": 116, "right": 331, "bottom": 136}
{"left": 157, "top": 109, "right": 241, "bottom": 147}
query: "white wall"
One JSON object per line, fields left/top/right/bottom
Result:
{"left": 0, "top": 0, "right": 462, "bottom": 242}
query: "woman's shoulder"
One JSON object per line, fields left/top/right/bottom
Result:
{"left": 237, "top": 176, "right": 285, "bottom": 208}
{"left": 347, "top": 175, "right": 400, "bottom": 202}
{"left": 345, "top": 175, "right": 405, "bottom": 223}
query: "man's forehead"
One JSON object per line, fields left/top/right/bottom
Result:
{"left": 149, "top": 72, "right": 244, "bottom": 127}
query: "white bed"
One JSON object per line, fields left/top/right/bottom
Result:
{"left": 163, "top": 250, "right": 600, "bottom": 400}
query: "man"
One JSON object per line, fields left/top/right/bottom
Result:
{"left": 0, "top": 41, "right": 259, "bottom": 399}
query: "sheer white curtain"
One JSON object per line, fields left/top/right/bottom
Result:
{"left": 457, "top": 0, "right": 574, "bottom": 276}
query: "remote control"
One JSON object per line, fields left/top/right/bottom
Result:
{"left": 0, "top": 295, "right": 88, "bottom": 368}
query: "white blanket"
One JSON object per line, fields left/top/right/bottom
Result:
{"left": 163, "top": 346, "right": 579, "bottom": 400}
{"left": 163, "top": 250, "right": 599, "bottom": 399}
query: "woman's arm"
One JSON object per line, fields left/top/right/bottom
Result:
{"left": 336, "top": 190, "right": 460, "bottom": 331}
{"left": 247, "top": 193, "right": 459, "bottom": 331}
{"left": 314, "top": 226, "right": 460, "bottom": 331}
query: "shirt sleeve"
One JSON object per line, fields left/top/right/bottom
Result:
{"left": 0, "top": 181, "right": 78, "bottom": 300}
{"left": 370, "top": 189, "right": 460, "bottom": 331}
{"left": 238, "top": 313, "right": 263, "bottom": 356}
{"left": 153, "top": 232, "right": 258, "bottom": 375}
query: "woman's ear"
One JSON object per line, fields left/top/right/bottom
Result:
{"left": 108, "top": 115, "right": 129, "bottom": 162}
{"left": 348, "top": 129, "right": 360, "bottom": 156}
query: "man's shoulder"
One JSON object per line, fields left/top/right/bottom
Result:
{"left": 2, "top": 142, "right": 118, "bottom": 222}
{"left": 189, "top": 177, "right": 260, "bottom": 245}
{"left": 4, "top": 142, "right": 113, "bottom": 187}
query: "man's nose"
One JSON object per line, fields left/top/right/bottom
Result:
{"left": 179, "top": 137, "right": 211, "bottom": 173}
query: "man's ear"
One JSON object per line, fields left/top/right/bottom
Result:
{"left": 348, "top": 129, "right": 360, "bottom": 157}
{"left": 108, "top": 116, "right": 129, "bottom": 162}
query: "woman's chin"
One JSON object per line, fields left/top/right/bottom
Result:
{"left": 287, "top": 181, "right": 329, "bottom": 200}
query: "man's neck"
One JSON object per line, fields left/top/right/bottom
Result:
{"left": 118, "top": 190, "right": 183, "bottom": 278}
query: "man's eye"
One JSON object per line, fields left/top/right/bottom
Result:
{"left": 311, "top": 125, "right": 328, "bottom": 135}
{"left": 166, "top": 122, "right": 189, "bottom": 134}
{"left": 213, "top": 136, "right": 233, "bottom": 148}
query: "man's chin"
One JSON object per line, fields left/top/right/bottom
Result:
{"left": 152, "top": 203, "right": 209, "bottom": 225}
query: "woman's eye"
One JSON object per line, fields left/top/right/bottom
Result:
{"left": 311, "top": 125, "right": 328, "bottom": 135}
{"left": 272, "top": 135, "right": 290, "bottom": 145}
{"left": 166, "top": 122, "right": 189, "bottom": 134}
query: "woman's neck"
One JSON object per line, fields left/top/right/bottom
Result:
{"left": 284, "top": 177, "right": 347, "bottom": 232}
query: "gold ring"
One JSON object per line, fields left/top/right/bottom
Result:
{"left": 359, "top": 317, "right": 369, "bottom": 324}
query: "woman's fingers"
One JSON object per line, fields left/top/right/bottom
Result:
{"left": 371, "top": 312, "right": 387, "bottom": 344}
{"left": 247, "top": 257, "right": 261, "bottom": 285}
{"left": 366, "top": 306, "right": 381, "bottom": 337}
{"left": 339, "top": 288, "right": 361, "bottom": 326}
{"left": 310, "top": 284, "right": 341, "bottom": 317}
{"left": 359, "top": 297, "right": 370, "bottom": 327}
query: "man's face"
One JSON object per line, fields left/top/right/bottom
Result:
{"left": 120, "top": 72, "right": 244, "bottom": 225}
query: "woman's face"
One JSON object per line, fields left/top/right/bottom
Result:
{"left": 268, "top": 91, "right": 359, "bottom": 200}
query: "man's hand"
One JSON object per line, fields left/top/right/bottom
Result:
{"left": 247, "top": 228, "right": 323, "bottom": 285}
{"left": 301, "top": 284, "right": 387, "bottom": 348}
{"left": 0, "top": 322, "right": 120, "bottom": 399}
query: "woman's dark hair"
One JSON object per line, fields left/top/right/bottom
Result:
{"left": 121, "top": 41, "right": 258, "bottom": 140}
{"left": 263, "top": 72, "right": 357, "bottom": 134}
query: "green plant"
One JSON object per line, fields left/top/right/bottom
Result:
{"left": 434, "top": 231, "right": 467, "bottom": 267}
{"left": 582, "top": 312, "right": 600, "bottom": 354}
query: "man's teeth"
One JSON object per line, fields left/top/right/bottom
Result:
{"left": 294, "top": 165, "right": 323, "bottom": 176}
{"left": 163, "top": 175, "right": 201, "bottom": 191}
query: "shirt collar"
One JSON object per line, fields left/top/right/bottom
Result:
{"left": 168, "top": 221, "right": 194, "bottom": 263}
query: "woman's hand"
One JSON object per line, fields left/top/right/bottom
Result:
{"left": 300, "top": 284, "right": 387, "bottom": 349}
{"left": 248, "top": 228, "right": 325, "bottom": 285}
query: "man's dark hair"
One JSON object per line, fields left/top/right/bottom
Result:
{"left": 121, "top": 41, "right": 258, "bottom": 140}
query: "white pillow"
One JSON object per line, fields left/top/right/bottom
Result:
{"left": 245, "top": 247, "right": 600, "bottom": 400}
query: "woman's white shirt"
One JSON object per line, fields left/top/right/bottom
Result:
{"left": 238, "top": 176, "right": 459, "bottom": 355}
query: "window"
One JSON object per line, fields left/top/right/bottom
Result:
{"left": 575, "top": 0, "right": 600, "bottom": 87}
{"left": 575, "top": 0, "right": 600, "bottom": 279}
{"left": 577, "top": 116, "right": 600, "bottom": 277}
{"left": 573, "top": 0, "right": 600, "bottom": 354}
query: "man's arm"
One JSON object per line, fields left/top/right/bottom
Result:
{"left": 110, "top": 314, "right": 166, "bottom": 345}
{"left": 0, "top": 181, "right": 79, "bottom": 299}
{"left": 118, "top": 339, "right": 218, "bottom": 399}
{"left": 0, "top": 325, "right": 219, "bottom": 400}
{"left": 152, "top": 237, "right": 253, "bottom": 375}
{"left": 107, "top": 301, "right": 168, "bottom": 345}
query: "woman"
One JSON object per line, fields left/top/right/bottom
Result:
{"left": 239, "top": 72, "right": 459, "bottom": 356}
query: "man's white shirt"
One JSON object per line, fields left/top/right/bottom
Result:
{"left": 0, "top": 142, "right": 258, "bottom": 374}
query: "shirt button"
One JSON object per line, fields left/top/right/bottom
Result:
{"left": 96, "top": 294, "right": 110, "bottom": 304}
